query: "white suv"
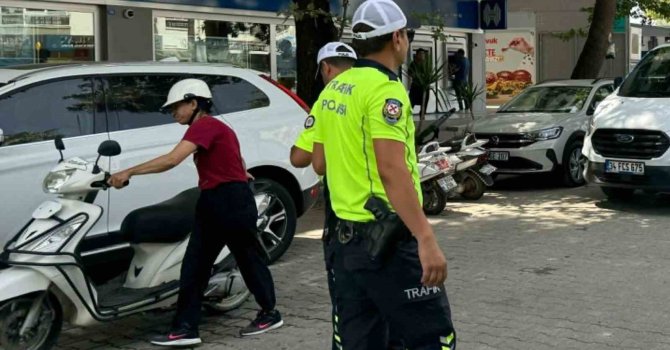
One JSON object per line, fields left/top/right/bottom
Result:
{"left": 583, "top": 44, "right": 670, "bottom": 199}
{"left": 472, "top": 79, "right": 614, "bottom": 186}
{"left": 0, "top": 62, "right": 318, "bottom": 264}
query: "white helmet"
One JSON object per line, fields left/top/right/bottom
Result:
{"left": 161, "top": 78, "right": 213, "bottom": 109}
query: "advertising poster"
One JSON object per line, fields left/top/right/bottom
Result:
{"left": 485, "top": 31, "right": 536, "bottom": 107}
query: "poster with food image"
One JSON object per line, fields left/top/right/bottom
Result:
{"left": 485, "top": 31, "right": 536, "bottom": 106}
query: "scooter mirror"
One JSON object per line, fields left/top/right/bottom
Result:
{"left": 55, "top": 136, "right": 65, "bottom": 151}
{"left": 98, "top": 140, "right": 122, "bottom": 157}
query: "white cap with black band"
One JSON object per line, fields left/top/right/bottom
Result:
{"left": 315, "top": 42, "right": 358, "bottom": 78}
{"left": 351, "top": 0, "right": 407, "bottom": 40}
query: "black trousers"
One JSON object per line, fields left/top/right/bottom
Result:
{"left": 453, "top": 81, "right": 469, "bottom": 111}
{"left": 173, "top": 182, "right": 276, "bottom": 331}
{"left": 327, "top": 220, "right": 456, "bottom": 350}
{"left": 323, "top": 180, "right": 406, "bottom": 350}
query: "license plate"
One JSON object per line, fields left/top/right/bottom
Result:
{"left": 480, "top": 164, "right": 497, "bottom": 175}
{"left": 437, "top": 176, "right": 458, "bottom": 192}
{"left": 605, "top": 160, "right": 645, "bottom": 175}
{"left": 489, "top": 151, "right": 509, "bottom": 161}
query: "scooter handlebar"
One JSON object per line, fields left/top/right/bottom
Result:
{"left": 91, "top": 172, "right": 129, "bottom": 189}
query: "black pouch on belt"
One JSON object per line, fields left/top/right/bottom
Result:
{"left": 362, "top": 196, "right": 411, "bottom": 261}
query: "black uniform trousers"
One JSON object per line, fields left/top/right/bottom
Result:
{"left": 173, "top": 181, "right": 276, "bottom": 331}
{"left": 325, "top": 219, "right": 457, "bottom": 350}
{"left": 322, "top": 180, "right": 406, "bottom": 350}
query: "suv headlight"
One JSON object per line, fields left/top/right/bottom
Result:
{"left": 26, "top": 215, "right": 87, "bottom": 252}
{"left": 528, "top": 127, "right": 563, "bottom": 141}
{"left": 43, "top": 169, "right": 75, "bottom": 193}
{"left": 587, "top": 115, "right": 596, "bottom": 135}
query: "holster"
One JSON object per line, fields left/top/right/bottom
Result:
{"left": 336, "top": 196, "right": 411, "bottom": 261}
{"left": 361, "top": 214, "right": 410, "bottom": 261}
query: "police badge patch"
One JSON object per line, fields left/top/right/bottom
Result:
{"left": 304, "top": 115, "right": 315, "bottom": 129}
{"left": 382, "top": 99, "right": 403, "bottom": 125}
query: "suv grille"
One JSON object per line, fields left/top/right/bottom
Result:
{"left": 592, "top": 129, "right": 670, "bottom": 160}
{"left": 474, "top": 133, "right": 536, "bottom": 149}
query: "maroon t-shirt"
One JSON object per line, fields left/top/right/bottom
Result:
{"left": 183, "top": 116, "right": 248, "bottom": 189}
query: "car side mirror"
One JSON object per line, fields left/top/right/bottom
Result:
{"left": 613, "top": 77, "right": 623, "bottom": 89}
{"left": 98, "top": 140, "right": 121, "bottom": 157}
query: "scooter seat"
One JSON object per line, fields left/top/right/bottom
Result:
{"left": 121, "top": 188, "right": 200, "bottom": 244}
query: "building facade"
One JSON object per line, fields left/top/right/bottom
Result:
{"left": 0, "top": 0, "right": 487, "bottom": 113}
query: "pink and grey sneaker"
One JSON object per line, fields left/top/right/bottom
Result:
{"left": 240, "top": 309, "right": 284, "bottom": 336}
{"left": 150, "top": 328, "right": 201, "bottom": 347}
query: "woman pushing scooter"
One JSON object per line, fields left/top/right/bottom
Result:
{"left": 108, "top": 78, "right": 283, "bottom": 347}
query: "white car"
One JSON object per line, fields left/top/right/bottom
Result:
{"left": 0, "top": 62, "right": 319, "bottom": 266}
{"left": 583, "top": 44, "right": 670, "bottom": 199}
{"left": 472, "top": 79, "right": 614, "bottom": 186}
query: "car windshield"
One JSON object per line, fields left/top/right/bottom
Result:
{"left": 619, "top": 46, "right": 670, "bottom": 98}
{"left": 498, "top": 86, "right": 592, "bottom": 113}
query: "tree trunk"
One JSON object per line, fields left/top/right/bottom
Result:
{"left": 571, "top": 0, "right": 617, "bottom": 79}
{"left": 294, "top": 0, "right": 338, "bottom": 106}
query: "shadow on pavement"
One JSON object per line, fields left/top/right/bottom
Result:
{"left": 595, "top": 192, "right": 670, "bottom": 216}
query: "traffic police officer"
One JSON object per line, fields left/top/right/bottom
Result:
{"left": 290, "top": 41, "right": 358, "bottom": 350}
{"left": 311, "top": 0, "right": 456, "bottom": 349}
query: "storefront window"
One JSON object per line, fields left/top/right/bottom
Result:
{"left": 276, "top": 25, "right": 296, "bottom": 92}
{"left": 154, "top": 17, "right": 271, "bottom": 74}
{"left": 0, "top": 6, "right": 95, "bottom": 67}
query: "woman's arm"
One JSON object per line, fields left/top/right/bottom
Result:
{"left": 108, "top": 140, "right": 197, "bottom": 188}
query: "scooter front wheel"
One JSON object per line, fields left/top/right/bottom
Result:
{"left": 0, "top": 292, "right": 62, "bottom": 350}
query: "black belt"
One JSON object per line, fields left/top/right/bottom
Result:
{"left": 335, "top": 219, "right": 367, "bottom": 244}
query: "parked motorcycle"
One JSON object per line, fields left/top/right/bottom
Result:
{"left": 442, "top": 135, "right": 496, "bottom": 200}
{"left": 415, "top": 108, "right": 496, "bottom": 201}
{"left": 418, "top": 142, "right": 457, "bottom": 215}
{"left": 0, "top": 138, "right": 250, "bottom": 350}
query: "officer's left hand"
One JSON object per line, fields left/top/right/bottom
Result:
{"left": 417, "top": 235, "right": 448, "bottom": 287}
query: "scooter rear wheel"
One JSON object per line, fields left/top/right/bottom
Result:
{"left": 0, "top": 293, "right": 62, "bottom": 350}
{"left": 205, "top": 256, "right": 252, "bottom": 312}
{"left": 423, "top": 181, "right": 448, "bottom": 215}
{"left": 460, "top": 172, "right": 486, "bottom": 200}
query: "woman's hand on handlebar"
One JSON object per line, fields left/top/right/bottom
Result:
{"left": 108, "top": 171, "right": 131, "bottom": 189}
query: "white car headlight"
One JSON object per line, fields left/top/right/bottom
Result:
{"left": 529, "top": 127, "right": 563, "bottom": 141}
{"left": 43, "top": 169, "right": 75, "bottom": 193}
{"left": 587, "top": 115, "right": 596, "bottom": 135}
{"left": 27, "top": 215, "right": 87, "bottom": 252}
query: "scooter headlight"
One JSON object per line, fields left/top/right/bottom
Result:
{"left": 43, "top": 169, "right": 75, "bottom": 193}
{"left": 27, "top": 215, "right": 87, "bottom": 252}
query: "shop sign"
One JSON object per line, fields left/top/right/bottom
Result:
{"left": 1, "top": 14, "right": 69, "bottom": 26}
{"left": 480, "top": 0, "right": 507, "bottom": 30}
{"left": 166, "top": 19, "right": 189, "bottom": 30}
{"left": 485, "top": 31, "right": 536, "bottom": 105}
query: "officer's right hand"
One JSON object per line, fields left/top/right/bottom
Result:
{"left": 417, "top": 235, "right": 447, "bottom": 287}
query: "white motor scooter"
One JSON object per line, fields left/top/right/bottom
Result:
{"left": 417, "top": 141, "right": 458, "bottom": 215}
{"left": 0, "top": 138, "right": 250, "bottom": 350}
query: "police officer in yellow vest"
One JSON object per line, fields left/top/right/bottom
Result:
{"left": 311, "top": 1, "right": 456, "bottom": 349}
{"left": 290, "top": 41, "right": 358, "bottom": 350}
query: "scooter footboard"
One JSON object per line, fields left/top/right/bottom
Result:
{"left": 0, "top": 266, "right": 50, "bottom": 301}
